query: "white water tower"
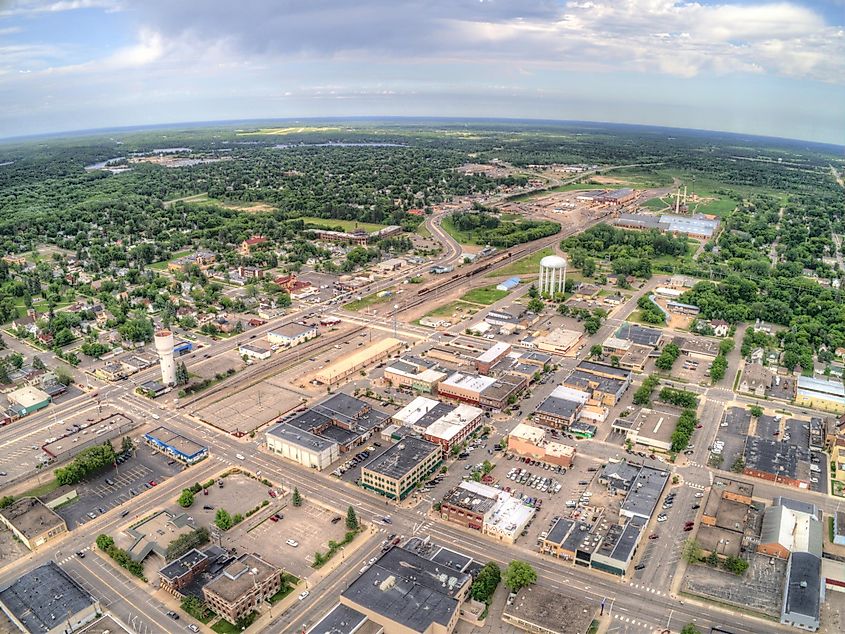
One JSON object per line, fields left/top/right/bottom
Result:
{"left": 154, "top": 329, "right": 177, "bottom": 385}
{"left": 538, "top": 255, "right": 567, "bottom": 296}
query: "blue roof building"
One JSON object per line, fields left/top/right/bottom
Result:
{"left": 496, "top": 277, "right": 521, "bottom": 291}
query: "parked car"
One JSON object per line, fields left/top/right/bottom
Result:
{"left": 286, "top": 539, "right": 299, "bottom": 547}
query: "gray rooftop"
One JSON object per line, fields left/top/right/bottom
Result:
{"left": 545, "top": 518, "right": 575, "bottom": 546}
{"left": 577, "top": 360, "right": 632, "bottom": 380}
{"left": 783, "top": 552, "right": 821, "bottom": 621}
{"left": 362, "top": 436, "right": 440, "bottom": 480}
{"left": 597, "top": 520, "right": 643, "bottom": 563}
{"left": 503, "top": 585, "right": 596, "bottom": 634}
{"left": 159, "top": 548, "right": 208, "bottom": 582}
{"left": 616, "top": 323, "right": 663, "bottom": 347}
{"left": 267, "top": 422, "right": 338, "bottom": 452}
{"left": 308, "top": 603, "right": 369, "bottom": 634}
{"left": 621, "top": 465, "right": 669, "bottom": 519}
{"left": 0, "top": 562, "right": 96, "bottom": 633}
{"left": 341, "top": 547, "right": 469, "bottom": 633}
{"left": 536, "top": 394, "right": 581, "bottom": 420}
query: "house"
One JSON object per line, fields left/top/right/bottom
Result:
{"left": 739, "top": 363, "right": 773, "bottom": 397}
{"left": 239, "top": 235, "right": 268, "bottom": 255}
{"left": 710, "top": 320, "right": 730, "bottom": 337}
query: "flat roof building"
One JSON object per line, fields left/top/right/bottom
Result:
{"left": 384, "top": 357, "right": 447, "bottom": 394}
{"left": 360, "top": 437, "right": 442, "bottom": 500}
{"left": 534, "top": 385, "right": 590, "bottom": 429}
{"left": 315, "top": 337, "right": 403, "bottom": 386}
{"left": 143, "top": 426, "right": 208, "bottom": 465}
{"left": 0, "top": 562, "right": 100, "bottom": 634}
{"left": 619, "top": 465, "right": 669, "bottom": 521}
{"left": 612, "top": 407, "right": 679, "bottom": 452}
{"left": 266, "top": 421, "right": 340, "bottom": 471}
{"left": 502, "top": 585, "right": 596, "bottom": 634}
{"left": 6, "top": 386, "right": 51, "bottom": 416}
{"left": 591, "top": 520, "right": 644, "bottom": 576}
{"left": 508, "top": 422, "right": 576, "bottom": 468}
{"left": 475, "top": 342, "right": 511, "bottom": 374}
{"left": 437, "top": 372, "right": 496, "bottom": 406}
{"left": 202, "top": 554, "right": 281, "bottom": 624}
{"left": 0, "top": 497, "right": 67, "bottom": 551}
{"left": 781, "top": 552, "right": 822, "bottom": 631}
{"left": 796, "top": 375, "right": 845, "bottom": 414}
{"left": 267, "top": 322, "right": 318, "bottom": 347}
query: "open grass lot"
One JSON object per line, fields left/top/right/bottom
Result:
{"left": 460, "top": 284, "right": 508, "bottom": 305}
{"left": 297, "top": 216, "right": 387, "bottom": 233}
{"left": 506, "top": 181, "right": 604, "bottom": 202}
{"left": 486, "top": 247, "right": 553, "bottom": 278}
{"left": 439, "top": 214, "right": 475, "bottom": 245}
{"left": 642, "top": 196, "right": 670, "bottom": 211}
{"left": 149, "top": 249, "right": 194, "bottom": 270}
{"left": 423, "top": 300, "right": 481, "bottom": 319}
{"left": 345, "top": 288, "right": 396, "bottom": 312}
{"left": 163, "top": 193, "right": 209, "bottom": 208}
{"left": 237, "top": 126, "right": 343, "bottom": 135}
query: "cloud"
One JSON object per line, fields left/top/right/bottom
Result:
{"left": 0, "top": 0, "right": 122, "bottom": 17}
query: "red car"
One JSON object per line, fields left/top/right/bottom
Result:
{"left": 268, "top": 490, "right": 277, "bottom": 498}
{"left": 695, "top": 424, "right": 703, "bottom": 429}
{"left": 149, "top": 480, "right": 157, "bottom": 487}
{"left": 683, "top": 525, "right": 694, "bottom": 531}
{"left": 269, "top": 515, "right": 279, "bottom": 522}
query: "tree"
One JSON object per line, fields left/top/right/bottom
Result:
{"left": 0, "top": 495, "right": 14, "bottom": 509}
{"left": 215, "top": 508, "right": 233, "bottom": 530}
{"left": 292, "top": 487, "right": 303, "bottom": 507}
{"left": 682, "top": 538, "right": 702, "bottom": 564}
{"left": 723, "top": 556, "right": 749, "bottom": 575}
{"left": 681, "top": 624, "right": 702, "bottom": 634}
{"left": 96, "top": 534, "right": 115, "bottom": 551}
{"left": 749, "top": 405, "right": 763, "bottom": 418}
{"left": 178, "top": 489, "right": 194, "bottom": 508}
{"left": 470, "top": 562, "right": 501, "bottom": 603}
{"left": 55, "top": 366, "right": 74, "bottom": 386}
{"left": 346, "top": 505, "right": 359, "bottom": 531}
{"left": 175, "top": 361, "right": 189, "bottom": 385}
{"left": 32, "top": 356, "right": 46, "bottom": 370}
{"left": 528, "top": 284, "right": 539, "bottom": 299}
{"left": 527, "top": 297, "right": 544, "bottom": 314}
{"left": 589, "top": 344, "right": 603, "bottom": 359}
{"left": 121, "top": 436, "right": 134, "bottom": 454}
{"left": 502, "top": 560, "right": 537, "bottom": 592}
{"left": 731, "top": 456, "right": 745, "bottom": 473}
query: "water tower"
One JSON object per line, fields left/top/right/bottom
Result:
{"left": 538, "top": 255, "right": 567, "bottom": 296}
{"left": 154, "top": 329, "right": 177, "bottom": 385}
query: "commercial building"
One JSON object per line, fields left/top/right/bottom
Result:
{"left": 758, "top": 498, "right": 823, "bottom": 560}
{"left": 383, "top": 356, "right": 447, "bottom": 393}
{"left": 533, "top": 328, "right": 581, "bottom": 355}
{"left": 437, "top": 373, "right": 495, "bottom": 406}
{"left": 0, "top": 562, "right": 101, "bottom": 634}
{"left": 534, "top": 385, "right": 590, "bottom": 429}
{"left": 238, "top": 342, "right": 272, "bottom": 360}
{"left": 507, "top": 422, "right": 576, "bottom": 468}
{"left": 266, "top": 422, "right": 340, "bottom": 471}
{"left": 202, "top": 554, "right": 281, "bottom": 624}
{"left": 482, "top": 492, "right": 535, "bottom": 543}
{"left": 478, "top": 374, "right": 527, "bottom": 410}
{"left": 739, "top": 363, "right": 774, "bottom": 397}
{"left": 781, "top": 552, "right": 823, "bottom": 631}
{"left": 158, "top": 548, "right": 211, "bottom": 597}
{"left": 360, "top": 437, "right": 442, "bottom": 500}
{"left": 835, "top": 511, "right": 845, "bottom": 547}
{"left": 591, "top": 520, "right": 645, "bottom": 576}
{"left": 439, "top": 480, "right": 501, "bottom": 531}
{"left": 0, "top": 497, "right": 67, "bottom": 551}
{"left": 611, "top": 407, "right": 679, "bottom": 452}
{"left": 267, "top": 322, "right": 318, "bottom": 347}
{"left": 615, "top": 323, "right": 663, "bottom": 348}
{"left": 421, "top": 404, "right": 483, "bottom": 455}
{"left": 143, "top": 426, "right": 208, "bottom": 465}
{"left": 307, "top": 604, "right": 373, "bottom": 634}
{"left": 339, "top": 546, "right": 471, "bottom": 634}
{"left": 315, "top": 337, "right": 403, "bottom": 386}
{"left": 474, "top": 342, "right": 511, "bottom": 374}
{"left": 618, "top": 465, "right": 669, "bottom": 521}
{"left": 698, "top": 477, "right": 754, "bottom": 560}
{"left": 795, "top": 376, "right": 845, "bottom": 414}
{"left": 562, "top": 361, "right": 631, "bottom": 407}
{"left": 313, "top": 225, "right": 401, "bottom": 245}
{"left": 6, "top": 386, "right": 51, "bottom": 416}
{"left": 743, "top": 437, "right": 807, "bottom": 488}
{"left": 502, "top": 586, "right": 596, "bottom": 634}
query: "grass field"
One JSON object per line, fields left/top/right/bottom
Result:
{"left": 237, "top": 126, "right": 342, "bottom": 135}
{"left": 424, "top": 300, "right": 482, "bottom": 319}
{"left": 298, "top": 216, "right": 387, "bottom": 233}
{"left": 345, "top": 289, "right": 396, "bottom": 312}
{"left": 486, "top": 247, "right": 553, "bottom": 278}
{"left": 149, "top": 249, "right": 194, "bottom": 271}
{"left": 460, "top": 285, "right": 509, "bottom": 305}
{"left": 439, "top": 215, "right": 475, "bottom": 245}
{"left": 642, "top": 197, "right": 670, "bottom": 211}
{"left": 163, "top": 193, "right": 209, "bottom": 208}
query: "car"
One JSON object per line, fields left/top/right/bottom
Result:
{"left": 270, "top": 515, "right": 279, "bottom": 522}
{"left": 696, "top": 424, "right": 703, "bottom": 429}
{"left": 683, "top": 525, "right": 694, "bottom": 531}
{"left": 648, "top": 533, "right": 659, "bottom": 540}
{"left": 87, "top": 512, "right": 97, "bottom": 519}
{"left": 694, "top": 492, "right": 704, "bottom": 498}
{"left": 0, "top": 472, "right": 6, "bottom": 477}
{"left": 685, "top": 521, "right": 695, "bottom": 527}
{"left": 76, "top": 551, "right": 85, "bottom": 558}
{"left": 691, "top": 504, "right": 701, "bottom": 510}
{"left": 382, "top": 516, "right": 392, "bottom": 524}
{"left": 188, "top": 625, "right": 200, "bottom": 633}
{"left": 166, "top": 611, "right": 179, "bottom": 620}
{"left": 587, "top": 467, "right": 598, "bottom": 472}
{"left": 298, "top": 591, "right": 310, "bottom": 601}
{"left": 657, "top": 514, "right": 667, "bottom": 522}
{"left": 149, "top": 480, "right": 157, "bottom": 487}
{"left": 578, "top": 480, "right": 589, "bottom": 485}
{"left": 634, "top": 563, "right": 646, "bottom": 570}
{"left": 507, "top": 592, "right": 518, "bottom": 606}
{"left": 120, "top": 510, "right": 129, "bottom": 517}
{"left": 286, "top": 539, "right": 299, "bottom": 547}
{"left": 236, "top": 453, "right": 245, "bottom": 460}
{"left": 268, "top": 489, "right": 277, "bottom": 498}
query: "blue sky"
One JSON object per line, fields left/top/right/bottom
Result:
{"left": 1, "top": 0, "right": 843, "bottom": 144}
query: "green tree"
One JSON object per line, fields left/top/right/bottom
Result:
{"left": 502, "top": 560, "right": 537, "bottom": 592}
{"left": 749, "top": 405, "right": 763, "bottom": 418}
{"left": 589, "top": 344, "right": 603, "bottom": 359}
{"left": 178, "top": 489, "right": 194, "bottom": 508}
{"left": 470, "top": 562, "right": 501, "bottom": 603}
{"left": 96, "top": 534, "right": 115, "bottom": 551}
{"left": 346, "top": 505, "right": 359, "bottom": 531}
{"left": 175, "top": 361, "right": 189, "bottom": 385}
{"left": 681, "top": 624, "right": 702, "bottom": 634}
{"left": 55, "top": 366, "right": 74, "bottom": 386}
{"left": 121, "top": 436, "right": 134, "bottom": 454}
{"left": 682, "top": 538, "right": 702, "bottom": 564}
{"left": 292, "top": 487, "right": 303, "bottom": 507}
{"left": 527, "top": 297, "right": 544, "bottom": 314}
{"left": 0, "top": 495, "right": 15, "bottom": 509}
{"left": 32, "top": 356, "right": 46, "bottom": 370}
{"left": 215, "top": 508, "right": 233, "bottom": 530}
{"left": 723, "top": 556, "right": 749, "bottom": 575}
{"left": 528, "top": 284, "right": 539, "bottom": 299}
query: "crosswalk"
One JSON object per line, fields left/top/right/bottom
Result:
{"left": 627, "top": 581, "right": 665, "bottom": 596}
{"left": 687, "top": 461, "right": 707, "bottom": 469}
{"left": 610, "top": 612, "right": 655, "bottom": 629}
{"left": 56, "top": 546, "right": 91, "bottom": 566}
{"left": 685, "top": 481, "right": 706, "bottom": 490}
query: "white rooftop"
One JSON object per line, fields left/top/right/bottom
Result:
{"left": 477, "top": 341, "right": 511, "bottom": 364}
{"left": 550, "top": 385, "right": 591, "bottom": 405}
{"left": 425, "top": 404, "right": 483, "bottom": 442}
{"left": 392, "top": 396, "right": 440, "bottom": 427}
{"left": 442, "top": 372, "right": 497, "bottom": 394}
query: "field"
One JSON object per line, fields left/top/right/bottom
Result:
{"left": 439, "top": 214, "right": 475, "bottom": 245}
{"left": 460, "top": 285, "right": 508, "bottom": 305}
{"left": 423, "top": 300, "right": 481, "bottom": 319}
{"left": 149, "top": 249, "right": 194, "bottom": 270}
{"left": 642, "top": 197, "right": 670, "bottom": 211}
{"left": 345, "top": 288, "right": 396, "bottom": 312}
{"left": 486, "top": 247, "right": 553, "bottom": 278}
{"left": 297, "top": 216, "right": 387, "bottom": 233}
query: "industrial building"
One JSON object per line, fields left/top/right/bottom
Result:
{"left": 614, "top": 212, "right": 720, "bottom": 239}
{"left": 383, "top": 356, "right": 447, "bottom": 393}
{"left": 795, "top": 376, "right": 845, "bottom": 414}
{"left": 267, "top": 322, "right": 318, "bottom": 347}
{"left": 496, "top": 277, "right": 520, "bottom": 292}
{"left": 143, "top": 426, "right": 208, "bottom": 465}
{"left": 538, "top": 255, "right": 567, "bottom": 297}
{"left": 0, "top": 497, "right": 67, "bottom": 551}
{"left": 315, "top": 337, "right": 403, "bottom": 386}
{"left": 0, "top": 562, "right": 101, "bottom": 634}
{"left": 360, "top": 436, "right": 442, "bottom": 500}
{"left": 265, "top": 421, "right": 340, "bottom": 471}
{"left": 238, "top": 342, "right": 272, "bottom": 360}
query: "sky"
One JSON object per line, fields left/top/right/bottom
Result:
{"left": 0, "top": 0, "right": 843, "bottom": 145}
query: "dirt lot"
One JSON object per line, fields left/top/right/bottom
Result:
{"left": 0, "top": 525, "right": 30, "bottom": 565}
{"left": 189, "top": 349, "right": 244, "bottom": 381}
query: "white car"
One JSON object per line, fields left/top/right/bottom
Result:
{"left": 236, "top": 453, "right": 245, "bottom": 460}
{"left": 286, "top": 539, "right": 299, "bottom": 547}
{"left": 657, "top": 514, "right": 667, "bottom": 522}
{"left": 298, "top": 591, "right": 310, "bottom": 601}
{"left": 694, "top": 492, "right": 704, "bottom": 498}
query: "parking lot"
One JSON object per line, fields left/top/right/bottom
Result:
{"left": 188, "top": 471, "right": 274, "bottom": 527}
{"left": 670, "top": 355, "right": 712, "bottom": 385}
{"left": 55, "top": 442, "right": 185, "bottom": 528}
{"left": 335, "top": 442, "right": 391, "bottom": 483}
{"left": 709, "top": 406, "right": 750, "bottom": 470}
{"left": 232, "top": 500, "right": 349, "bottom": 579}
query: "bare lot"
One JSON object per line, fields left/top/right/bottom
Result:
{"left": 189, "top": 349, "right": 244, "bottom": 381}
{"left": 0, "top": 525, "right": 30, "bottom": 565}
{"left": 188, "top": 471, "right": 273, "bottom": 526}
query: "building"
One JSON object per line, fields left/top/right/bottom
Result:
{"left": 698, "top": 477, "right": 754, "bottom": 560}
{"left": 154, "top": 329, "right": 177, "bottom": 386}
{"left": 238, "top": 342, "right": 272, "bottom": 360}
{"left": 614, "top": 213, "right": 719, "bottom": 239}
{"left": 502, "top": 586, "right": 596, "bottom": 634}
{"left": 439, "top": 480, "right": 501, "bottom": 531}
{"left": 420, "top": 404, "right": 483, "bottom": 455}
{"left": 313, "top": 225, "right": 402, "bottom": 246}
{"left": 475, "top": 342, "right": 511, "bottom": 374}
{"left": 267, "top": 323, "right": 318, "bottom": 347}
{"left": 478, "top": 374, "right": 527, "bottom": 410}
{"left": 539, "top": 517, "right": 577, "bottom": 559}
{"left": 743, "top": 437, "right": 806, "bottom": 488}
{"left": 534, "top": 385, "right": 590, "bottom": 429}
{"left": 202, "top": 554, "right": 281, "bottom": 624}
{"left": 596, "top": 188, "right": 636, "bottom": 205}
{"left": 834, "top": 511, "right": 845, "bottom": 547}
{"left": 739, "top": 363, "right": 773, "bottom": 397}
{"left": 315, "top": 337, "right": 403, "bottom": 387}
{"left": 239, "top": 235, "right": 268, "bottom": 255}
{"left": 158, "top": 548, "right": 211, "bottom": 597}
{"left": 307, "top": 604, "right": 373, "bottom": 634}
{"left": 167, "top": 249, "right": 216, "bottom": 272}
{"left": 615, "top": 323, "right": 663, "bottom": 348}
{"left": 781, "top": 552, "right": 823, "bottom": 631}
{"left": 538, "top": 255, "right": 567, "bottom": 297}
{"left": 437, "top": 373, "right": 496, "bottom": 406}
{"left": 496, "top": 277, "right": 520, "bottom": 292}
{"left": 0, "top": 562, "right": 101, "bottom": 634}
{"left": 360, "top": 437, "right": 442, "bottom": 500}
{"left": 6, "top": 386, "right": 51, "bottom": 416}
{"left": 795, "top": 376, "right": 845, "bottom": 414}
{"left": 383, "top": 357, "right": 447, "bottom": 394}
{"left": 618, "top": 465, "right": 669, "bottom": 521}
{"left": 562, "top": 361, "right": 631, "bottom": 407}
{"left": 508, "top": 422, "right": 576, "bottom": 468}
{"left": 339, "top": 546, "right": 470, "bottom": 634}
{"left": 758, "top": 498, "right": 823, "bottom": 560}
{"left": 611, "top": 407, "right": 679, "bottom": 452}
{"left": 591, "top": 520, "right": 644, "bottom": 576}
{"left": 0, "top": 497, "right": 67, "bottom": 551}
{"left": 266, "top": 422, "right": 340, "bottom": 471}
{"left": 533, "top": 328, "right": 581, "bottom": 355}
{"left": 143, "top": 426, "right": 208, "bottom": 465}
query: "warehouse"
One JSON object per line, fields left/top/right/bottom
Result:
{"left": 267, "top": 322, "right": 317, "bottom": 347}
{"left": 795, "top": 376, "right": 845, "bottom": 414}
{"left": 315, "top": 337, "right": 403, "bottom": 386}
{"left": 266, "top": 422, "right": 340, "bottom": 471}
{"left": 0, "top": 497, "right": 67, "bottom": 551}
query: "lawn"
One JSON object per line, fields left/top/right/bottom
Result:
{"left": 485, "top": 247, "right": 553, "bottom": 278}
{"left": 345, "top": 288, "right": 396, "bottom": 312}
{"left": 297, "top": 216, "right": 386, "bottom": 233}
{"left": 642, "top": 197, "right": 670, "bottom": 211}
{"left": 149, "top": 249, "right": 194, "bottom": 271}
{"left": 23, "top": 478, "right": 61, "bottom": 499}
{"left": 268, "top": 574, "right": 300, "bottom": 605}
{"left": 439, "top": 214, "right": 475, "bottom": 245}
{"left": 163, "top": 193, "right": 209, "bottom": 208}
{"left": 424, "top": 300, "right": 481, "bottom": 319}
{"left": 460, "top": 285, "right": 508, "bottom": 305}
{"left": 210, "top": 619, "right": 240, "bottom": 634}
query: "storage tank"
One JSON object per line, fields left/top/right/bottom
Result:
{"left": 154, "top": 329, "right": 177, "bottom": 385}
{"left": 538, "top": 255, "right": 567, "bottom": 296}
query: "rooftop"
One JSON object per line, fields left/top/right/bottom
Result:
{"left": 0, "top": 562, "right": 96, "bottom": 633}
{"left": 615, "top": 323, "right": 662, "bottom": 347}
{"left": 144, "top": 426, "right": 206, "bottom": 458}
{"left": 476, "top": 341, "right": 511, "bottom": 364}
{"left": 0, "top": 497, "right": 65, "bottom": 540}
{"left": 204, "top": 554, "right": 277, "bottom": 604}
{"left": 783, "top": 552, "right": 821, "bottom": 621}
{"left": 620, "top": 465, "right": 669, "bottom": 519}
{"left": 362, "top": 436, "right": 440, "bottom": 480}
{"left": 442, "top": 372, "right": 497, "bottom": 394}
{"left": 267, "top": 422, "right": 338, "bottom": 452}
{"left": 307, "top": 603, "right": 370, "bottom": 634}
{"left": 159, "top": 548, "right": 208, "bottom": 582}
{"left": 503, "top": 585, "right": 596, "bottom": 634}
{"left": 545, "top": 517, "right": 575, "bottom": 546}
{"left": 442, "top": 481, "right": 500, "bottom": 515}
